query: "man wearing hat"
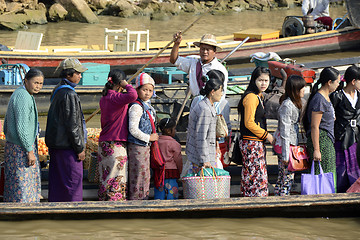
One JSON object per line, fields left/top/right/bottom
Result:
{"left": 170, "top": 33, "right": 231, "bottom": 168}
{"left": 45, "top": 57, "right": 88, "bottom": 202}
{"left": 170, "top": 32, "right": 228, "bottom": 99}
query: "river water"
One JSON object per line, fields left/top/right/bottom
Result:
{"left": 0, "top": 217, "right": 359, "bottom": 239}
{"left": 1, "top": 5, "right": 360, "bottom": 238}
{"left": 0, "top": 6, "right": 349, "bottom": 46}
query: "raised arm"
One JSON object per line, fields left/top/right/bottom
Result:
{"left": 170, "top": 31, "right": 182, "bottom": 64}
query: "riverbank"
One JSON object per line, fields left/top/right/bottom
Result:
{"left": 0, "top": 0, "right": 346, "bottom": 30}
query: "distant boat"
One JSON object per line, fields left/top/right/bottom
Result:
{"left": 1, "top": 26, "right": 360, "bottom": 77}
{"left": 0, "top": 56, "right": 359, "bottom": 116}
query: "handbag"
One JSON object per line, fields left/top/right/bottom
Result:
{"left": 228, "top": 132, "right": 243, "bottom": 165}
{"left": 346, "top": 177, "right": 360, "bottom": 193}
{"left": 182, "top": 167, "right": 231, "bottom": 199}
{"left": 301, "top": 161, "right": 335, "bottom": 195}
{"left": 288, "top": 145, "right": 310, "bottom": 171}
{"left": 228, "top": 115, "right": 243, "bottom": 165}
{"left": 216, "top": 114, "right": 228, "bottom": 138}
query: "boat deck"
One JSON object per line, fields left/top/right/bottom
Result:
{"left": 0, "top": 193, "right": 359, "bottom": 220}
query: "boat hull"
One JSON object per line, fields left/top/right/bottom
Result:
{"left": 0, "top": 193, "right": 359, "bottom": 220}
{"left": 1, "top": 27, "right": 360, "bottom": 77}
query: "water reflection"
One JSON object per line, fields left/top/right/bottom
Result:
{"left": 0, "top": 218, "right": 359, "bottom": 239}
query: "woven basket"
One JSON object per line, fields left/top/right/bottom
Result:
{"left": 182, "top": 169, "right": 231, "bottom": 199}
{"left": 84, "top": 138, "right": 99, "bottom": 169}
{"left": 84, "top": 128, "right": 101, "bottom": 169}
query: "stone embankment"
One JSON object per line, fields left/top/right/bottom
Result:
{"left": 0, "top": 0, "right": 345, "bottom": 30}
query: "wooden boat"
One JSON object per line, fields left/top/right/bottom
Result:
{"left": 1, "top": 26, "right": 360, "bottom": 77}
{"left": 0, "top": 56, "right": 359, "bottom": 118}
{"left": 0, "top": 193, "right": 359, "bottom": 220}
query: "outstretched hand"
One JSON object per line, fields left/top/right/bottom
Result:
{"left": 173, "top": 31, "right": 182, "bottom": 44}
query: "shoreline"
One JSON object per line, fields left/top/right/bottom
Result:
{"left": 0, "top": 0, "right": 346, "bottom": 31}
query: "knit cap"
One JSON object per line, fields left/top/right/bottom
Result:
{"left": 135, "top": 73, "right": 155, "bottom": 88}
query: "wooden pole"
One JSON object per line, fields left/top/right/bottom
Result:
{"left": 175, "top": 37, "right": 250, "bottom": 126}
{"left": 85, "top": 0, "right": 223, "bottom": 123}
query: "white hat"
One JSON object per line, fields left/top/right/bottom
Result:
{"left": 135, "top": 73, "right": 155, "bottom": 88}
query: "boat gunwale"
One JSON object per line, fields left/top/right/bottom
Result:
{"left": 0, "top": 193, "right": 359, "bottom": 216}
{"left": 0, "top": 27, "right": 358, "bottom": 60}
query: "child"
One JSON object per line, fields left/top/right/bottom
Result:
{"left": 303, "top": 67, "right": 340, "bottom": 192}
{"left": 274, "top": 75, "right": 306, "bottom": 196}
{"left": 330, "top": 65, "right": 360, "bottom": 192}
{"left": 98, "top": 69, "right": 137, "bottom": 201}
{"left": 155, "top": 118, "right": 183, "bottom": 200}
{"left": 127, "top": 73, "right": 158, "bottom": 200}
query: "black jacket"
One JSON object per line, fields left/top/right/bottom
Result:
{"left": 330, "top": 90, "right": 360, "bottom": 150}
{"left": 45, "top": 80, "right": 85, "bottom": 154}
{"left": 239, "top": 91, "right": 268, "bottom": 141}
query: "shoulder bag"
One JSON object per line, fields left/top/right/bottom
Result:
{"left": 136, "top": 101, "right": 165, "bottom": 189}
{"left": 216, "top": 114, "right": 228, "bottom": 138}
{"left": 228, "top": 115, "right": 243, "bottom": 165}
{"left": 288, "top": 145, "right": 310, "bottom": 172}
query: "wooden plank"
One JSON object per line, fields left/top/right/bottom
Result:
{"left": 234, "top": 28, "right": 280, "bottom": 40}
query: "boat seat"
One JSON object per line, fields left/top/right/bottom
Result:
{"left": 13, "top": 31, "right": 48, "bottom": 52}
{"left": 104, "top": 28, "right": 149, "bottom": 52}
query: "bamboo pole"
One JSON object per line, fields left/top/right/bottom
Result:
{"left": 85, "top": 0, "right": 223, "bottom": 123}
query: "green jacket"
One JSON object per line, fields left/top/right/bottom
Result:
{"left": 4, "top": 87, "right": 38, "bottom": 152}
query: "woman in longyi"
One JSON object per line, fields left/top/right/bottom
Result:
{"left": 97, "top": 69, "right": 137, "bottom": 201}
{"left": 182, "top": 70, "right": 224, "bottom": 176}
{"left": 3, "top": 68, "right": 44, "bottom": 202}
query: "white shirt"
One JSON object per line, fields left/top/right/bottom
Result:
{"left": 175, "top": 55, "right": 228, "bottom": 97}
{"left": 343, "top": 89, "right": 358, "bottom": 109}
{"left": 302, "top": 0, "right": 330, "bottom": 19}
{"left": 128, "top": 100, "right": 155, "bottom": 143}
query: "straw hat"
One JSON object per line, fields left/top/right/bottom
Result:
{"left": 193, "top": 34, "right": 222, "bottom": 51}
